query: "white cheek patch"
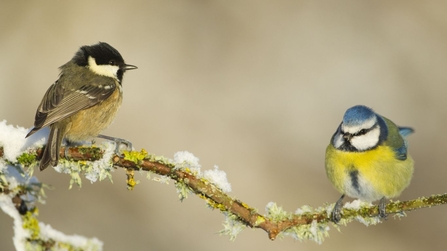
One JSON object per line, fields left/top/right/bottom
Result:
{"left": 342, "top": 116, "right": 377, "bottom": 134}
{"left": 350, "top": 126, "right": 380, "bottom": 151}
{"left": 88, "top": 56, "right": 119, "bottom": 79}
{"left": 333, "top": 132, "right": 344, "bottom": 148}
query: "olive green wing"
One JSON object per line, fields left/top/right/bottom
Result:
{"left": 381, "top": 116, "right": 414, "bottom": 160}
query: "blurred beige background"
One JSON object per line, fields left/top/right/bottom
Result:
{"left": 1, "top": 1, "right": 447, "bottom": 250}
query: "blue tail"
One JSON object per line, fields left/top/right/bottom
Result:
{"left": 398, "top": 127, "right": 414, "bottom": 137}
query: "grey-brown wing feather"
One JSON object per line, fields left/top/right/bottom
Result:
{"left": 26, "top": 79, "right": 116, "bottom": 137}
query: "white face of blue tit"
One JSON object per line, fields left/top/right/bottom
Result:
{"left": 88, "top": 56, "right": 120, "bottom": 80}
{"left": 332, "top": 106, "right": 382, "bottom": 151}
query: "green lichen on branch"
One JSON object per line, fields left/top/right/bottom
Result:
{"left": 16, "top": 152, "right": 37, "bottom": 167}
{"left": 22, "top": 209, "right": 40, "bottom": 240}
{"left": 38, "top": 147, "right": 447, "bottom": 241}
{"left": 123, "top": 149, "right": 148, "bottom": 164}
{"left": 3, "top": 145, "right": 447, "bottom": 243}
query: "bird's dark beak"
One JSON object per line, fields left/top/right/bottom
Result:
{"left": 343, "top": 133, "right": 352, "bottom": 141}
{"left": 123, "top": 64, "right": 138, "bottom": 71}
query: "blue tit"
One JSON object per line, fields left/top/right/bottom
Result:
{"left": 325, "top": 105, "right": 414, "bottom": 223}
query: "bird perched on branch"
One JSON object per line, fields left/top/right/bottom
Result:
{"left": 325, "top": 105, "right": 414, "bottom": 222}
{"left": 26, "top": 42, "right": 137, "bottom": 171}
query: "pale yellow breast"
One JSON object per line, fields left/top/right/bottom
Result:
{"left": 65, "top": 88, "right": 123, "bottom": 141}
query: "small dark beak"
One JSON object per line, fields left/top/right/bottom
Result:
{"left": 123, "top": 64, "right": 138, "bottom": 71}
{"left": 343, "top": 133, "right": 352, "bottom": 141}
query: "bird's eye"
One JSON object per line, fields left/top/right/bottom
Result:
{"left": 358, "top": 129, "right": 367, "bottom": 135}
{"left": 109, "top": 60, "right": 116, "bottom": 65}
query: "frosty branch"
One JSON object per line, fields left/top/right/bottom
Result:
{"left": 2, "top": 145, "right": 447, "bottom": 243}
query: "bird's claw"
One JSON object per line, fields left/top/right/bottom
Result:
{"left": 331, "top": 194, "right": 345, "bottom": 223}
{"left": 378, "top": 197, "right": 388, "bottom": 220}
{"left": 97, "top": 134, "right": 132, "bottom": 157}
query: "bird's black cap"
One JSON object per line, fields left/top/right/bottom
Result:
{"left": 72, "top": 42, "right": 125, "bottom": 67}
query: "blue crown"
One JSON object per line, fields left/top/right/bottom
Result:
{"left": 343, "top": 105, "right": 375, "bottom": 126}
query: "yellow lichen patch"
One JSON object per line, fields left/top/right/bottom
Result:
{"left": 240, "top": 202, "right": 251, "bottom": 209}
{"left": 126, "top": 169, "right": 139, "bottom": 191}
{"left": 22, "top": 210, "right": 40, "bottom": 240}
{"left": 123, "top": 149, "right": 148, "bottom": 164}
{"left": 200, "top": 194, "right": 227, "bottom": 211}
{"left": 254, "top": 215, "right": 266, "bottom": 226}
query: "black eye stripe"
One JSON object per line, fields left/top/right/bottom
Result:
{"left": 353, "top": 123, "right": 378, "bottom": 136}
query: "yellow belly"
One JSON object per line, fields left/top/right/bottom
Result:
{"left": 325, "top": 144, "right": 414, "bottom": 202}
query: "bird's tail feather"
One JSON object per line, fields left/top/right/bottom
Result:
{"left": 40, "top": 125, "right": 66, "bottom": 171}
{"left": 398, "top": 127, "right": 414, "bottom": 138}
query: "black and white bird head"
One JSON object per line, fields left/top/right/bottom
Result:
{"left": 72, "top": 42, "right": 137, "bottom": 82}
{"left": 332, "top": 105, "right": 385, "bottom": 152}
